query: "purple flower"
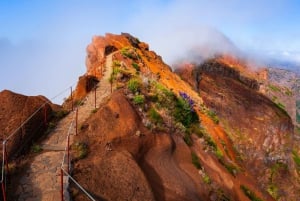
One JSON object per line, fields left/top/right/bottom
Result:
{"left": 179, "top": 91, "right": 195, "bottom": 111}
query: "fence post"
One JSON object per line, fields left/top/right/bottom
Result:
{"left": 61, "top": 169, "right": 64, "bottom": 201}
{"left": 75, "top": 108, "right": 78, "bottom": 136}
{"left": 1, "top": 182, "right": 6, "bottom": 201}
{"left": 94, "top": 86, "right": 96, "bottom": 109}
{"left": 67, "top": 135, "right": 70, "bottom": 174}
{"left": 4, "top": 143, "right": 9, "bottom": 176}
{"left": 71, "top": 87, "right": 74, "bottom": 111}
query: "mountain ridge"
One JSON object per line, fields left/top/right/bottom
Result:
{"left": 1, "top": 33, "right": 300, "bottom": 201}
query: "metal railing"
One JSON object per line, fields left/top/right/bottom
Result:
{"left": 1, "top": 66, "right": 104, "bottom": 201}
{"left": 0, "top": 84, "right": 76, "bottom": 201}
{"left": 59, "top": 109, "right": 96, "bottom": 200}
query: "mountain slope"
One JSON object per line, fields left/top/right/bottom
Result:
{"left": 4, "top": 33, "right": 299, "bottom": 201}
{"left": 176, "top": 56, "right": 300, "bottom": 200}
{"left": 69, "top": 33, "right": 290, "bottom": 201}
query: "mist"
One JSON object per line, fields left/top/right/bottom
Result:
{"left": 1, "top": 0, "right": 299, "bottom": 102}
{"left": 128, "top": 0, "right": 300, "bottom": 68}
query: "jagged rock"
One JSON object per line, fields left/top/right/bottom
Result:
{"left": 176, "top": 55, "right": 298, "bottom": 200}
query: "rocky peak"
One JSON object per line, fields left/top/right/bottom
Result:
{"left": 175, "top": 56, "right": 263, "bottom": 91}
{"left": 86, "top": 33, "right": 149, "bottom": 78}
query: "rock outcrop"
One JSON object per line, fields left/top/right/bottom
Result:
{"left": 71, "top": 33, "right": 292, "bottom": 201}
{"left": 176, "top": 56, "right": 299, "bottom": 200}
{"left": 0, "top": 90, "right": 55, "bottom": 159}
{"left": 86, "top": 33, "right": 149, "bottom": 78}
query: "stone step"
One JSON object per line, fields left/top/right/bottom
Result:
{"left": 41, "top": 144, "right": 66, "bottom": 151}
{"left": 15, "top": 54, "right": 113, "bottom": 201}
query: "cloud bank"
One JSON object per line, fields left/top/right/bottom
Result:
{"left": 1, "top": 0, "right": 299, "bottom": 102}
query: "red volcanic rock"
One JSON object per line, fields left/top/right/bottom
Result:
{"left": 0, "top": 90, "right": 55, "bottom": 158}
{"left": 73, "top": 75, "right": 99, "bottom": 101}
{"left": 72, "top": 33, "right": 291, "bottom": 200}
{"left": 176, "top": 59, "right": 298, "bottom": 200}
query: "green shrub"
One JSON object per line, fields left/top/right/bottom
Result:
{"left": 127, "top": 78, "right": 141, "bottom": 93}
{"left": 203, "top": 174, "right": 211, "bottom": 184}
{"left": 215, "top": 189, "right": 230, "bottom": 200}
{"left": 276, "top": 102, "right": 285, "bottom": 110}
{"left": 132, "top": 62, "right": 140, "bottom": 71}
{"left": 109, "top": 74, "right": 114, "bottom": 84}
{"left": 31, "top": 144, "right": 42, "bottom": 153}
{"left": 268, "top": 84, "right": 281, "bottom": 92}
{"left": 292, "top": 150, "right": 300, "bottom": 168}
{"left": 112, "top": 67, "right": 120, "bottom": 76}
{"left": 183, "top": 132, "right": 193, "bottom": 146}
{"left": 173, "top": 97, "right": 198, "bottom": 128}
{"left": 205, "top": 135, "right": 217, "bottom": 150}
{"left": 191, "top": 152, "right": 202, "bottom": 169}
{"left": 133, "top": 95, "right": 145, "bottom": 105}
{"left": 285, "top": 89, "right": 293, "bottom": 96}
{"left": 188, "top": 123, "right": 205, "bottom": 138}
{"left": 206, "top": 110, "right": 219, "bottom": 124}
{"left": 53, "top": 110, "right": 69, "bottom": 119}
{"left": 74, "top": 100, "right": 84, "bottom": 107}
{"left": 149, "top": 82, "right": 199, "bottom": 130}
{"left": 267, "top": 184, "right": 279, "bottom": 199}
{"left": 91, "top": 108, "right": 98, "bottom": 114}
{"left": 121, "top": 47, "right": 134, "bottom": 59}
{"left": 113, "top": 60, "right": 121, "bottom": 67}
{"left": 148, "top": 108, "right": 163, "bottom": 125}
{"left": 80, "top": 124, "right": 88, "bottom": 131}
{"left": 215, "top": 148, "right": 223, "bottom": 159}
{"left": 155, "top": 85, "right": 175, "bottom": 108}
{"left": 240, "top": 185, "right": 263, "bottom": 201}
{"left": 48, "top": 122, "right": 56, "bottom": 129}
{"left": 219, "top": 159, "right": 238, "bottom": 176}
{"left": 72, "top": 142, "right": 88, "bottom": 160}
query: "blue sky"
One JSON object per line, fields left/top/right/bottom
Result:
{"left": 1, "top": 0, "right": 300, "bottom": 102}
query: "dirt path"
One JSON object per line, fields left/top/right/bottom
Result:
{"left": 14, "top": 54, "right": 113, "bottom": 201}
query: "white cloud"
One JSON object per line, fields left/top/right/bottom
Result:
{"left": 1, "top": 0, "right": 299, "bottom": 100}
{"left": 127, "top": 0, "right": 287, "bottom": 65}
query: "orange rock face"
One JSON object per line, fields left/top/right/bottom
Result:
{"left": 86, "top": 33, "right": 139, "bottom": 78}
{"left": 176, "top": 57, "right": 299, "bottom": 200}
{"left": 71, "top": 33, "right": 291, "bottom": 200}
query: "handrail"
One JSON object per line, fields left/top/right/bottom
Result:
{"left": 59, "top": 88, "right": 98, "bottom": 201}
{"left": 61, "top": 114, "right": 75, "bottom": 169}
{"left": 61, "top": 168, "right": 96, "bottom": 201}
{"left": 0, "top": 141, "right": 6, "bottom": 183}
{"left": 0, "top": 82, "right": 77, "bottom": 200}
{"left": 1, "top": 60, "right": 104, "bottom": 200}
{"left": 6, "top": 85, "right": 74, "bottom": 141}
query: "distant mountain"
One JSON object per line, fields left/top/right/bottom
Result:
{"left": 267, "top": 59, "right": 300, "bottom": 74}
{"left": 266, "top": 67, "right": 300, "bottom": 127}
